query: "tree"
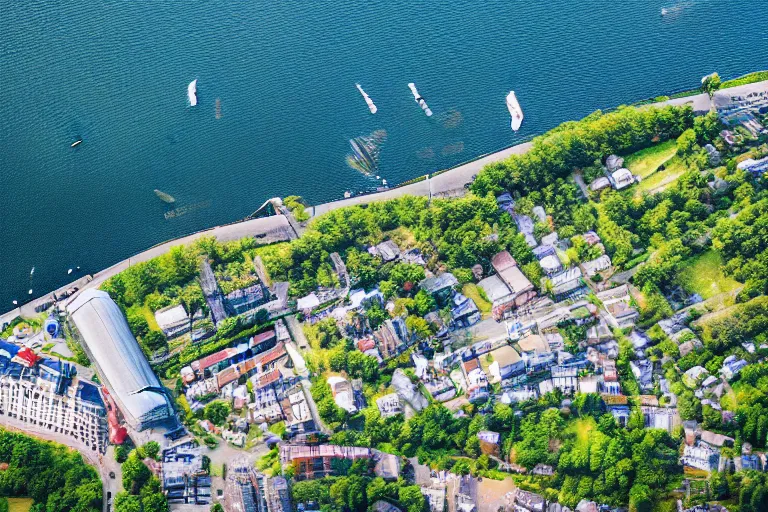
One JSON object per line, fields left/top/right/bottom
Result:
{"left": 141, "top": 492, "right": 168, "bottom": 512}
{"left": 693, "top": 111, "right": 722, "bottom": 144}
{"left": 115, "top": 445, "right": 130, "bottom": 463}
{"left": 709, "top": 470, "right": 729, "bottom": 500}
{"left": 676, "top": 129, "right": 697, "bottom": 159}
{"left": 142, "top": 441, "right": 160, "bottom": 461}
{"left": 366, "top": 302, "right": 388, "bottom": 330}
{"left": 406, "top": 315, "right": 433, "bottom": 340}
{"left": 330, "top": 475, "right": 368, "bottom": 511}
{"left": 398, "top": 485, "right": 427, "bottom": 512}
{"left": 210, "top": 504, "right": 224, "bottom": 512}
{"left": 413, "top": 290, "right": 437, "bottom": 316}
{"left": 628, "top": 484, "right": 653, "bottom": 512}
{"left": 678, "top": 391, "right": 702, "bottom": 421}
{"left": 203, "top": 401, "right": 231, "bottom": 426}
{"left": 141, "top": 330, "right": 167, "bottom": 353}
{"left": 122, "top": 452, "right": 151, "bottom": 494}
{"left": 701, "top": 72, "right": 722, "bottom": 99}
{"left": 292, "top": 480, "right": 331, "bottom": 505}
{"left": 114, "top": 493, "right": 141, "bottom": 512}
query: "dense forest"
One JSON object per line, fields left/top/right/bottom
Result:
{"left": 0, "top": 430, "right": 102, "bottom": 512}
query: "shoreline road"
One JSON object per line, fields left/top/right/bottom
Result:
{"left": 4, "top": 79, "right": 766, "bottom": 322}
{"left": 310, "top": 142, "right": 534, "bottom": 218}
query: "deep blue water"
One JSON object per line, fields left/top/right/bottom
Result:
{"left": 1, "top": 0, "right": 766, "bottom": 308}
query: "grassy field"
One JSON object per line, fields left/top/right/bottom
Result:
{"left": 624, "top": 140, "right": 677, "bottom": 179}
{"left": 565, "top": 417, "right": 596, "bottom": 448}
{"left": 635, "top": 154, "right": 689, "bottom": 195}
{"left": 722, "top": 70, "right": 768, "bottom": 88}
{"left": 462, "top": 283, "right": 492, "bottom": 316}
{"left": 679, "top": 251, "right": 741, "bottom": 300}
{"left": 126, "top": 303, "right": 162, "bottom": 332}
{"left": 8, "top": 498, "right": 34, "bottom": 512}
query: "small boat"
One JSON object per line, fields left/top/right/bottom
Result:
{"left": 12, "top": 300, "right": 18, "bottom": 306}
{"left": 28, "top": 289, "right": 33, "bottom": 295}
{"left": 67, "top": 268, "right": 73, "bottom": 275}
{"left": 661, "top": 7, "right": 668, "bottom": 15}
{"left": 188, "top": 79, "right": 198, "bottom": 107}
{"left": 71, "top": 140, "right": 83, "bottom": 148}
{"left": 30, "top": 267, "right": 35, "bottom": 276}
{"left": 355, "top": 84, "right": 377, "bottom": 114}
{"left": 408, "top": 83, "right": 432, "bottom": 116}
{"left": 154, "top": 189, "right": 176, "bottom": 204}
{"left": 506, "top": 91, "right": 524, "bottom": 131}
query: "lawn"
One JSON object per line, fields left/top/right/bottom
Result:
{"left": 635, "top": 154, "right": 690, "bottom": 196}
{"left": 678, "top": 251, "right": 741, "bottom": 300}
{"left": 565, "top": 417, "right": 596, "bottom": 448}
{"left": 722, "top": 70, "right": 768, "bottom": 89}
{"left": 209, "top": 463, "right": 225, "bottom": 477}
{"left": 127, "top": 303, "right": 162, "bottom": 332}
{"left": 462, "top": 283, "right": 492, "bottom": 316}
{"left": 8, "top": 498, "right": 34, "bottom": 512}
{"left": 624, "top": 140, "right": 677, "bottom": 179}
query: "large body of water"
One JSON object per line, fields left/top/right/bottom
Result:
{"left": 1, "top": 0, "right": 766, "bottom": 308}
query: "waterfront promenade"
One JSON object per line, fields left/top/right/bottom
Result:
{"left": 3, "top": 79, "right": 765, "bottom": 323}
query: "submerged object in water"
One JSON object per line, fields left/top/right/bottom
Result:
{"left": 154, "top": 189, "right": 176, "bottom": 204}
{"left": 345, "top": 129, "right": 387, "bottom": 176}
{"left": 215, "top": 98, "right": 222, "bottom": 119}
{"left": 408, "top": 83, "right": 432, "bottom": 116}
{"left": 188, "top": 79, "right": 198, "bottom": 106}
{"left": 356, "top": 84, "right": 377, "bottom": 114}
{"left": 506, "top": 91, "right": 524, "bottom": 131}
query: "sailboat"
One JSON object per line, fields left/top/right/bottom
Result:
{"left": 506, "top": 91, "right": 524, "bottom": 131}
{"left": 188, "top": 79, "right": 198, "bottom": 107}
{"left": 356, "top": 84, "right": 377, "bottom": 114}
{"left": 408, "top": 83, "right": 432, "bottom": 116}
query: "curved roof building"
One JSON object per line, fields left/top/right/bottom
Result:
{"left": 67, "top": 289, "right": 174, "bottom": 431}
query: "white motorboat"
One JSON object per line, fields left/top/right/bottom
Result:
{"left": 188, "top": 79, "right": 198, "bottom": 107}
{"left": 71, "top": 140, "right": 82, "bottom": 148}
{"left": 356, "top": 84, "right": 377, "bottom": 114}
{"left": 408, "top": 83, "right": 432, "bottom": 116}
{"left": 506, "top": 91, "right": 524, "bottom": 131}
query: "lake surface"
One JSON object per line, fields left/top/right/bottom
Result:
{"left": 1, "top": 0, "right": 766, "bottom": 308}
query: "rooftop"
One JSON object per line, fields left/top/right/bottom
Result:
{"left": 67, "top": 290, "right": 174, "bottom": 430}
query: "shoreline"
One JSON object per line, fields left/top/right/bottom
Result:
{"left": 3, "top": 77, "right": 767, "bottom": 323}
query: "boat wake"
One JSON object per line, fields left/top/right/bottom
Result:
{"left": 346, "top": 129, "right": 387, "bottom": 176}
{"left": 164, "top": 200, "right": 212, "bottom": 220}
{"left": 660, "top": 1, "right": 696, "bottom": 18}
